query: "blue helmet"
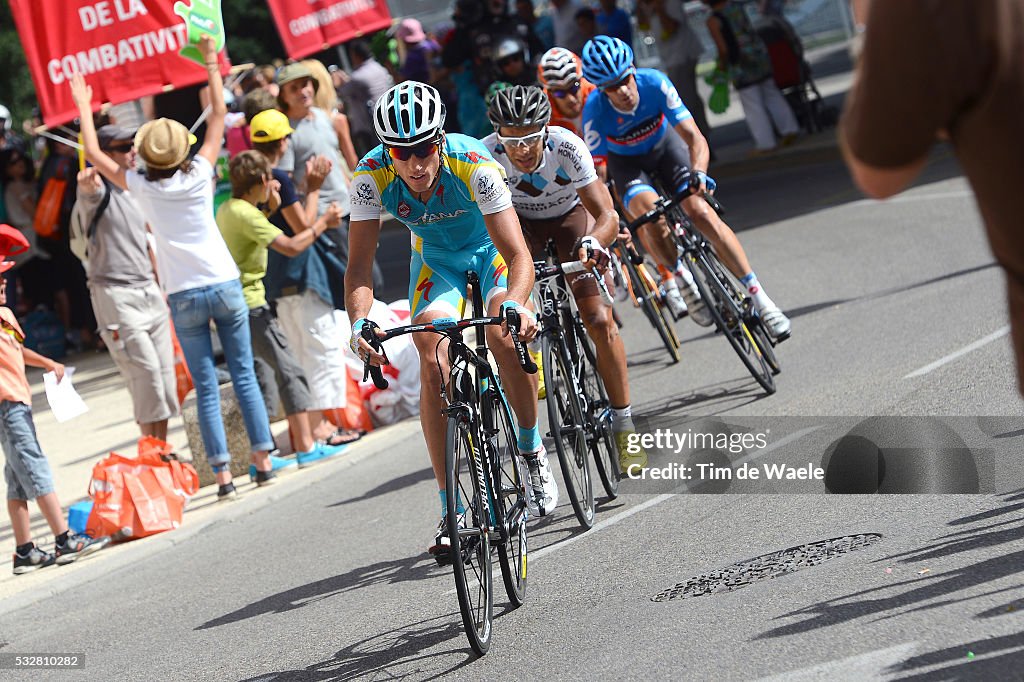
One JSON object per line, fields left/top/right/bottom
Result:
{"left": 580, "top": 36, "right": 634, "bottom": 88}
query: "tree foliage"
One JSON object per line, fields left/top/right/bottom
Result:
{"left": 0, "top": 0, "right": 38, "bottom": 130}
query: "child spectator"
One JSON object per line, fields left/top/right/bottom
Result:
{"left": 216, "top": 150, "right": 349, "bottom": 471}
{"left": 0, "top": 250, "right": 109, "bottom": 574}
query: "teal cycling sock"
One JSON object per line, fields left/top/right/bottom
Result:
{"left": 518, "top": 424, "right": 542, "bottom": 454}
{"left": 439, "top": 489, "right": 465, "bottom": 515}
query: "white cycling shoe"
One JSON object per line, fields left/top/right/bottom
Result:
{"left": 523, "top": 446, "right": 558, "bottom": 516}
{"left": 759, "top": 306, "right": 792, "bottom": 341}
{"left": 663, "top": 284, "right": 689, "bottom": 320}
{"left": 682, "top": 288, "right": 713, "bottom": 327}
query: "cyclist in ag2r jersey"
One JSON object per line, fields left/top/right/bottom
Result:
{"left": 345, "top": 82, "right": 559, "bottom": 564}
{"left": 581, "top": 36, "right": 791, "bottom": 340}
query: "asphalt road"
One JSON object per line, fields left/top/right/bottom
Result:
{"left": 3, "top": 148, "right": 1023, "bottom": 681}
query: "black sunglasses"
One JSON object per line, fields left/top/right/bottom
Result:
{"left": 106, "top": 143, "right": 134, "bottom": 153}
{"left": 602, "top": 70, "right": 634, "bottom": 93}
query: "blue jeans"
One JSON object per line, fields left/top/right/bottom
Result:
{"left": 168, "top": 280, "right": 273, "bottom": 466}
{"left": 0, "top": 401, "right": 55, "bottom": 500}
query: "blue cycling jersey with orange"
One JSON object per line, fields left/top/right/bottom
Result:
{"left": 582, "top": 68, "right": 693, "bottom": 160}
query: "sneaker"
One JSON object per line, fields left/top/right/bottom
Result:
{"left": 682, "top": 287, "right": 713, "bottom": 327}
{"left": 248, "top": 454, "right": 296, "bottom": 481}
{"left": 296, "top": 442, "right": 346, "bottom": 468}
{"left": 12, "top": 545, "right": 56, "bottom": 575}
{"left": 523, "top": 446, "right": 558, "bottom": 516}
{"left": 531, "top": 348, "right": 545, "bottom": 399}
{"left": 615, "top": 430, "right": 649, "bottom": 475}
{"left": 662, "top": 284, "right": 689, "bottom": 320}
{"left": 250, "top": 469, "right": 276, "bottom": 487}
{"left": 759, "top": 306, "right": 792, "bottom": 342}
{"left": 54, "top": 533, "right": 110, "bottom": 565}
{"left": 216, "top": 482, "right": 238, "bottom": 502}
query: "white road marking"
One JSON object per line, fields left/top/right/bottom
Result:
{"left": 904, "top": 326, "right": 1010, "bottom": 379}
{"left": 756, "top": 641, "right": 919, "bottom": 681}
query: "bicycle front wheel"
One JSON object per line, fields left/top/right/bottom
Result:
{"left": 487, "top": 388, "right": 528, "bottom": 607}
{"left": 542, "top": 333, "right": 595, "bottom": 529}
{"left": 631, "top": 259, "right": 681, "bottom": 364}
{"left": 687, "top": 249, "right": 776, "bottom": 394}
{"left": 573, "top": 319, "right": 619, "bottom": 499}
{"left": 446, "top": 415, "right": 493, "bottom": 655}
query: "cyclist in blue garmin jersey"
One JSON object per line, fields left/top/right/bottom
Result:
{"left": 581, "top": 36, "right": 791, "bottom": 340}
{"left": 345, "top": 82, "right": 558, "bottom": 563}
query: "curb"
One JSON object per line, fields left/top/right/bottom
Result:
{"left": 0, "top": 419, "right": 421, "bottom": 618}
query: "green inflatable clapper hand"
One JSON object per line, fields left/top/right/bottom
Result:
{"left": 706, "top": 67, "right": 730, "bottom": 115}
{"left": 173, "top": 0, "right": 226, "bottom": 65}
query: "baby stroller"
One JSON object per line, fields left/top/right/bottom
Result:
{"left": 757, "top": 16, "right": 838, "bottom": 133}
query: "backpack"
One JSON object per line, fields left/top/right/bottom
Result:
{"left": 69, "top": 179, "right": 112, "bottom": 275}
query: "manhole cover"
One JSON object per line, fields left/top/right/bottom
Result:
{"left": 652, "top": 533, "right": 883, "bottom": 602}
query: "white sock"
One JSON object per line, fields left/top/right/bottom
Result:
{"left": 611, "top": 405, "right": 634, "bottom": 431}
{"left": 741, "top": 272, "right": 775, "bottom": 310}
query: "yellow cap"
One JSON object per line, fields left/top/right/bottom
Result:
{"left": 250, "top": 109, "right": 294, "bottom": 143}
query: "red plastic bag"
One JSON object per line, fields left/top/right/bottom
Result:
{"left": 323, "top": 371, "right": 373, "bottom": 434}
{"left": 86, "top": 438, "right": 199, "bottom": 541}
{"left": 169, "top": 321, "right": 193, "bottom": 407}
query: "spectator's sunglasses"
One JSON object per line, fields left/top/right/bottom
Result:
{"left": 107, "top": 143, "right": 133, "bottom": 153}
{"left": 497, "top": 54, "right": 524, "bottom": 68}
{"left": 601, "top": 69, "right": 635, "bottom": 93}
{"left": 497, "top": 130, "right": 545, "bottom": 149}
{"left": 550, "top": 81, "right": 581, "bottom": 99}
{"left": 387, "top": 140, "right": 440, "bottom": 161}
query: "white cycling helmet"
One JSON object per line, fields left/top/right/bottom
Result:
{"left": 538, "top": 47, "right": 582, "bottom": 88}
{"left": 373, "top": 82, "right": 446, "bottom": 146}
{"left": 0, "top": 105, "right": 11, "bottom": 133}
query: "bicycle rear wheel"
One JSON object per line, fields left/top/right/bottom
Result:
{"left": 487, "top": 387, "right": 528, "bottom": 607}
{"left": 626, "top": 255, "right": 680, "bottom": 364}
{"left": 446, "top": 415, "right": 493, "bottom": 655}
{"left": 686, "top": 248, "right": 776, "bottom": 394}
{"left": 541, "top": 333, "right": 595, "bottom": 529}
{"left": 573, "top": 320, "right": 619, "bottom": 499}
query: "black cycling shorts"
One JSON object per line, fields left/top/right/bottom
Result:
{"left": 608, "top": 133, "right": 691, "bottom": 214}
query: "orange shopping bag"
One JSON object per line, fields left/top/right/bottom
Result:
{"left": 169, "top": 321, "right": 193, "bottom": 406}
{"left": 86, "top": 438, "right": 199, "bottom": 541}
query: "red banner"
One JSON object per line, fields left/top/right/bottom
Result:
{"left": 267, "top": 0, "right": 393, "bottom": 60}
{"left": 10, "top": 0, "right": 227, "bottom": 128}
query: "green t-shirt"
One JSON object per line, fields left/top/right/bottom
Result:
{"left": 216, "top": 198, "right": 283, "bottom": 309}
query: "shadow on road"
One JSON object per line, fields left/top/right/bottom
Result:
{"left": 753, "top": 493, "right": 1024, "bottom": 641}
{"left": 326, "top": 466, "right": 435, "bottom": 508}
{"left": 236, "top": 613, "right": 476, "bottom": 681}
{"left": 632, "top": 378, "right": 765, "bottom": 417}
{"left": 885, "top": 632, "right": 1024, "bottom": 681}
{"left": 196, "top": 553, "right": 442, "bottom": 631}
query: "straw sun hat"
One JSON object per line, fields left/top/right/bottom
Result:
{"left": 134, "top": 118, "right": 198, "bottom": 170}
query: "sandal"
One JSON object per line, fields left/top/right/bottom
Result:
{"left": 323, "top": 428, "right": 365, "bottom": 446}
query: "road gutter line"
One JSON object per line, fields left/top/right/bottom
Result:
{"left": 904, "top": 326, "right": 1010, "bottom": 379}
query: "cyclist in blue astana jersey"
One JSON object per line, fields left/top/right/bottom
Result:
{"left": 581, "top": 36, "right": 792, "bottom": 340}
{"left": 345, "top": 82, "right": 558, "bottom": 562}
